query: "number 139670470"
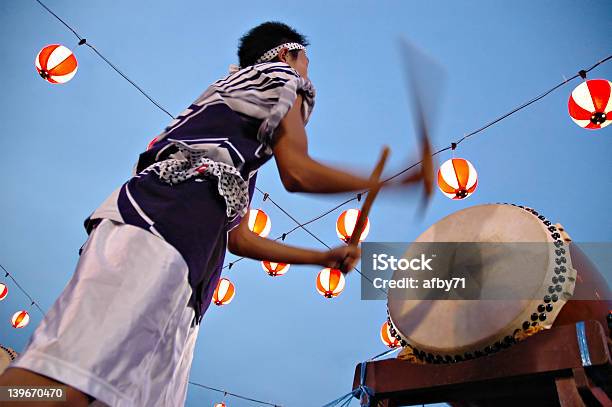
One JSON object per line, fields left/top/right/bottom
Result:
{"left": 0, "top": 386, "right": 66, "bottom": 401}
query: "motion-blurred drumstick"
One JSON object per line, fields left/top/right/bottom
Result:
{"left": 415, "top": 131, "right": 434, "bottom": 218}
{"left": 398, "top": 37, "right": 445, "bottom": 217}
{"left": 340, "top": 146, "right": 390, "bottom": 273}
{"left": 399, "top": 132, "right": 434, "bottom": 208}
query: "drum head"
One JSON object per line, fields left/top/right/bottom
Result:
{"left": 387, "top": 204, "right": 574, "bottom": 355}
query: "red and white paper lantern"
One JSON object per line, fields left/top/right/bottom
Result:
{"left": 212, "top": 278, "right": 235, "bottom": 306}
{"left": 261, "top": 261, "right": 290, "bottom": 277}
{"left": 248, "top": 209, "right": 271, "bottom": 238}
{"left": 316, "top": 268, "right": 346, "bottom": 298}
{"left": 35, "top": 44, "right": 78, "bottom": 84}
{"left": 380, "top": 321, "right": 400, "bottom": 348}
{"left": 0, "top": 283, "right": 7, "bottom": 301}
{"left": 11, "top": 310, "right": 30, "bottom": 329}
{"left": 336, "top": 209, "right": 370, "bottom": 244}
{"left": 437, "top": 158, "right": 478, "bottom": 200}
{"left": 568, "top": 79, "right": 611, "bottom": 129}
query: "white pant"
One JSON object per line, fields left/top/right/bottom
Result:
{"left": 11, "top": 219, "right": 200, "bottom": 406}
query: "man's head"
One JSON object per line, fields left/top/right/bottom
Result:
{"left": 238, "top": 22, "right": 310, "bottom": 78}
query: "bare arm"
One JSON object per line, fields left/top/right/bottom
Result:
{"left": 227, "top": 213, "right": 360, "bottom": 271}
{"left": 272, "top": 95, "right": 382, "bottom": 193}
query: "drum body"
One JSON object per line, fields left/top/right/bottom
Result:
{"left": 387, "top": 204, "right": 611, "bottom": 363}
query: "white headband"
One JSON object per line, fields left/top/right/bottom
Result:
{"left": 228, "top": 42, "right": 306, "bottom": 74}
{"left": 255, "top": 42, "right": 305, "bottom": 64}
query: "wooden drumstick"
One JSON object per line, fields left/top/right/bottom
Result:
{"left": 340, "top": 146, "right": 390, "bottom": 273}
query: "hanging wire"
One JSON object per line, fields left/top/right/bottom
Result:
{"left": 188, "top": 382, "right": 282, "bottom": 407}
{"left": 257, "top": 186, "right": 332, "bottom": 249}
{"left": 81, "top": 42, "right": 175, "bottom": 119}
{"left": 32, "top": 0, "right": 175, "bottom": 119}
{"left": 454, "top": 55, "right": 612, "bottom": 146}
{"left": 0, "top": 263, "right": 45, "bottom": 316}
{"left": 33, "top": 0, "right": 83, "bottom": 41}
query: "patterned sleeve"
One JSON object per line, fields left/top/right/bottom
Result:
{"left": 227, "top": 172, "right": 258, "bottom": 232}
{"left": 255, "top": 63, "right": 316, "bottom": 149}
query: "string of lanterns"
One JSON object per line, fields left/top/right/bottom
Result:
{"left": 1, "top": 282, "right": 32, "bottom": 329}
{"left": 0, "top": 265, "right": 44, "bottom": 330}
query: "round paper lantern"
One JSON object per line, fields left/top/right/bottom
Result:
{"left": 0, "top": 345, "right": 18, "bottom": 375}
{"left": 568, "top": 79, "right": 611, "bottom": 129}
{"left": 336, "top": 209, "right": 370, "bottom": 244}
{"left": 212, "top": 278, "right": 235, "bottom": 306}
{"left": 35, "top": 44, "right": 78, "bottom": 84}
{"left": 316, "top": 268, "right": 346, "bottom": 298}
{"left": 214, "top": 403, "right": 226, "bottom": 407}
{"left": 11, "top": 310, "right": 30, "bottom": 329}
{"left": 261, "top": 261, "right": 290, "bottom": 277}
{"left": 437, "top": 158, "right": 478, "bottom": 200}
{"left": 0, "top": 283, "right": 7, "bottom": 301}
{"left": 248, "top": 209, "right": 271, "bottom": 238}
{"left": 380, "top": 321, "right": 400, "bottom": 348}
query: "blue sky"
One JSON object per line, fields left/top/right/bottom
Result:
{"left": 1, "top": 1, "right": 611, "bottom": 406}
